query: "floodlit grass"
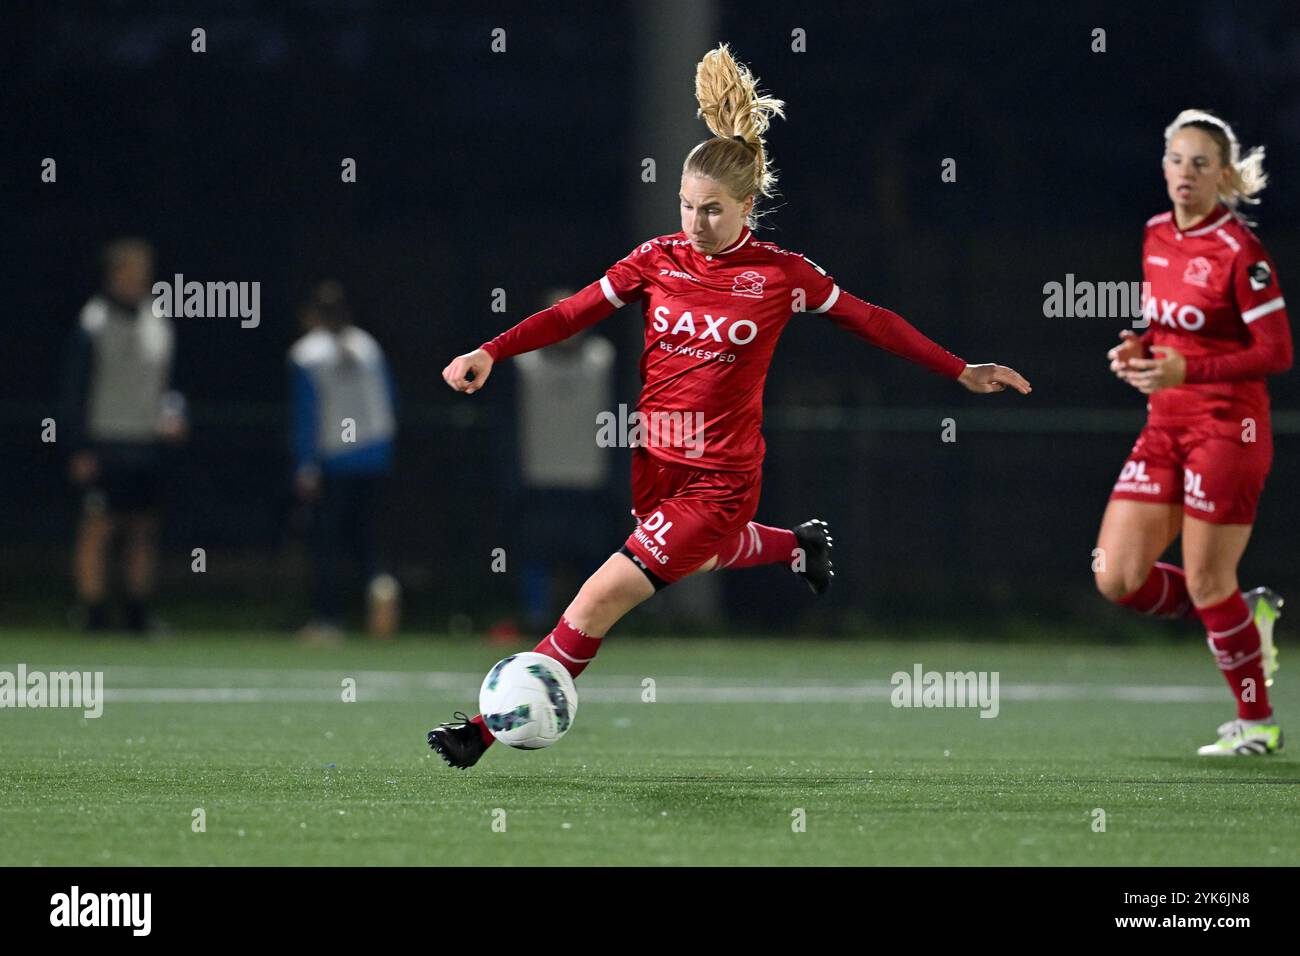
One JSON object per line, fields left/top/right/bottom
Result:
{"left": 0, "top": 630, "right": 1296, "bottom": 866}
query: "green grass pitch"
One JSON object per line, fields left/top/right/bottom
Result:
{"left": 1, "top": 629, "right": 1296, "bottom": 866}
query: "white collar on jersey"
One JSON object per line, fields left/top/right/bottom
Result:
{"left": 1177, "top": 204, "right": 1234, "bottom": 238}
{"left": 705, "top": 227, "right": 752, "bottom": 258}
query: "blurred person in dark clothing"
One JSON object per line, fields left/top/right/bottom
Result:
{"left": 63, "top": 238, "right": 187, "bottom": 633}
{"left": 289, "top": 280, "right": 399, "bottom": 643}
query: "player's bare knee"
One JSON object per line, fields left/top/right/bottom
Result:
{"left": 1095, "top": 564, "right": 1147, "bottom": 604}
{"left": 1185, "top": 571, "right": 1235, "bottom": 608}
{"left": 1094, "top": 570, "right": 1128, "bottom": 604}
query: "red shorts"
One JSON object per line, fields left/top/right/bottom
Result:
{"left": 1108, "top": 422, "right": 1272, "bottom": 525}
{"left": 622, "top": 446, "right": 762, "bottom": 584}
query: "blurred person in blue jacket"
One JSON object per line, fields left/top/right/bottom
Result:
{"left": 288, "top": 280, "right": 399, "bottom": 642}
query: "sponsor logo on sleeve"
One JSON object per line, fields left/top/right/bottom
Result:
{"left": 1248, "top": 260, "right": 1273, "bottom": 291}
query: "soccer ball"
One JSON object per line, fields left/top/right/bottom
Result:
{"left": 478, "top": 653, "right": 578, "bottom": 749}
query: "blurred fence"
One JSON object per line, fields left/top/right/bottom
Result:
{"left": 6, "top": 3, "right": 1299, "bottom": 635}
{"left": 7, "top": 394, "right": 1297, "bottom": 635}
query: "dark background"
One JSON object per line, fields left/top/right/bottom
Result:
{"left": 4, "top": 1, "right": 1298, "bottom": 636}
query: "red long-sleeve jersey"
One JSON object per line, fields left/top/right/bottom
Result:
{"left": 1138, "top": 206, "right": 1292, "bottom": 431}
{"left": 481, "top": 227, "right": 967, "bottom": 470}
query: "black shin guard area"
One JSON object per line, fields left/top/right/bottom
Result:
{"left": 619, "top": 545, "right": 670, "bottom": 591}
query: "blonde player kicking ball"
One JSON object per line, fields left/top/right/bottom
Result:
{"left": 429, "top": 43, "right": 1031, "bottom": 768}
{"left": 1096, "top": 110, "right": 1291, "bottom": 756}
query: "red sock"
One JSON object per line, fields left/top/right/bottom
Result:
{"left": 1196, "top": 591, "right": 1272, "bottom": 720}
{"left": 1117, "top": 562, "right": 1195, "bottom": 619}
{"left": 715, "top": 522, "right": 798, "bottom": 570}
{"left": 470, "top": 617, "right": 603, "bottom": 747}
{"left": 469, "top": 713, "right": 495, "bottom": 746}
{"left": 533, "top": 616, "right": 603, "bottom": 679}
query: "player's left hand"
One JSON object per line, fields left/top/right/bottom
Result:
{"left": 957, "top": 363, "right": 1032, "bottom": 395}
{"left": 1120, "top": 345, "right": 1185, "bottom": 394}
{"left": 442, "top": 348, "right": 494, "bottom": 394}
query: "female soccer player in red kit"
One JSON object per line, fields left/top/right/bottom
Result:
{"left": 429, "top": 44, "right": 1030, "bottom": 768}
{"left": 1097, "top": 109, "right": 1291, "bottom": 756}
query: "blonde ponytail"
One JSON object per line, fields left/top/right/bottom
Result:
{"left": 683, "top": 43, "right": 785, "bottom": 229}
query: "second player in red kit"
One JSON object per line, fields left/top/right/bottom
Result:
{"left": 1097, "top": 109, "right": 1292, "bottom": 756}
{"left": 1115, "top": 198, "right": 1287, "bottom": 525}
{"left": 429, "top": 44, "right": 1030, "bottom": 768}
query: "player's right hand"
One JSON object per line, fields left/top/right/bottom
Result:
{"left": 442, "top": 348, "right": 494, "bottom": 394}
{"left": 1107, "top": 330, "right": 1146, "bottom": 376}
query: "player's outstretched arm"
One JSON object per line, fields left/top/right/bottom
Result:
{"left": 823, "top": 288, "right": 1030, "bottom": 395}
{"left": 442, "top": 348, "right": 494, "bottom": 394}
{"left": 956, "top": 363, "right": 1032, "bottom": 395}
{"left": 443, "top": 280, "right": 624, "bottom": 395}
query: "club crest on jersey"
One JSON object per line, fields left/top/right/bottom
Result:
{"left": 730, "top": 270, "right": 768, "bottom": 299}
{"left": 1182, "top": 257, "right": 1212, "bottom": 288}
{"left": 1248, "top": 261, "right": 1273, "bottom": 291}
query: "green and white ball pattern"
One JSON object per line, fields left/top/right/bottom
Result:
{"left": 478, "top": 652, "right": 578, "bottom": 749}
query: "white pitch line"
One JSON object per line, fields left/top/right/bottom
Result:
{"left": 92, "top": 676, "right": 1227, "bottom": 705}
